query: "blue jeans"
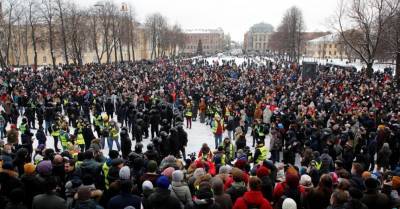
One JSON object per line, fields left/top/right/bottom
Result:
{"left": 107, "top": 137, "right": 121, "bottom": 151}
{"left": 214, "top": 134, "right": 222, "bottom": 149}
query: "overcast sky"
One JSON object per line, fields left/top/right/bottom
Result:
{"left": 80, "top": 0, "right": 339, "bottom": 42}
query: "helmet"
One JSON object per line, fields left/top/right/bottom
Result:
{"left": 160, "top": 131, "right": 168, "bottom": 138}
{"left": 101, "top": 113, "right": 109, "bottom": 121}
{"left": 135, "top": 143, "right": 143, "bottom": 151}
{"left": 152, "top": 137, "right": 161, "bottom": 143}
{"left": 147, "top": 143, "right": 154, "bottom": 150}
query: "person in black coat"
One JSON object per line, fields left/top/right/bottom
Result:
{"left": 148, "top": 176, "right": 182, "bottom": 209}
{"left": 105, "top": 99, "right": 114, "bottom": 119}
{"left": 160, "top": 131, "right": 171, "bottom": 158}
{"left": 120, "top": 127, "right": 131, "bottom": 160}
{"left": 149, "top": 106, "right": 161, "bottom": 139}
{"left": 177, "top": 124, "right": 188, "bottom": 160}
{"left": 82, "top": 121, "right": 95, "bottom": 151}
{"left": 35, "top": 127, "right": 47, "bottom": 146}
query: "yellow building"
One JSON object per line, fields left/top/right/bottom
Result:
{"left": 305, "top": 34, "right": 347, "bottom": 59}
{"left": 243, "top": 22, "right": 274, "bottom": 54}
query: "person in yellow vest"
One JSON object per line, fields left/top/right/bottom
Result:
{"left": 185, "top": 101, "right": 193, "bottom": 129}
{"left": 108, "top": 120, "right": 121, "bottom": 151}
{"left": 59, "top": 126, "right": 70, "bottom": 151}
{"left": 211, "top": 114, "right": 224, "bottom": 149}
{"left": 102, "top": 150, "right": 120, "bottom": 189}
{"left": 75, "top": 120, "right": 85, "bottom": 152}
{"left": 253, "top": 139, "right": 268, "bottom": 165}
{"left": 93, "top": 114, "right": 102, "bottom": 137}
{"left": 51, "top": 124, "right": 61, "bottom": 152}
{"left": 222, "top": 137, "right": 235, "bottom": 164}
{"left": 99, "top": 113, "right": 110, "bottom": 149}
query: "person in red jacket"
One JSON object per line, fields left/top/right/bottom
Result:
{"left": 233, "top": 176, "right": 273, "bottom": 209}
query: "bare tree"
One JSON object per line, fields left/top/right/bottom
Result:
{"left": 145, "top": 13, "right": 166, "bottom": 59}
{"left": 55, "top": 0, "right": 68, "bottom": 64}
{"left": 269, "top": 6, "right": 305, "bottom": 61}
{"left": 27, "top": 0, "right": 39, "bottom": 69}
{"left": 65, "top": 2, "right": 87, "bottom": 66}
{"left": 39, "top": 0, "right": 57, "bottom": 69}
{"left": 336, "top": 0, "right": 399, "bottom": 77}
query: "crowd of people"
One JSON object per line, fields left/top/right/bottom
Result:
{"left": 0, "top": 56, "right": 399, "bottom": 209}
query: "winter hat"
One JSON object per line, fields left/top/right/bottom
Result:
{"left": 256, "top": 166, "right": 270, "bottom": 178}
{"left": 119, "top": 166, "right": 130, "bottom": 180}
{"left": 234, "top": 159, "right": 247, "bottom": 170}
{"left": 300, "top": 174, "right": 312, "bottom": 187}
{"left": 219, "top": 165, "right": 232, "bottom": 174}
{"left": 2, "top": 161, "right": 13, "bottom": 170}
{"left": 330, "top": 172, "right": 338, "bottom": 184}
{"left": 172, "top": 170, "right": 184, "bottom": 182}
{"left": 76, "top": 187, "right": 91, "bottom": 201}
{"left": 193, "top": 168, "right": 206, "bottom": 179}
{"left": 392, "top": 176, "right": 400, "bottom": 190}
{"left": 161, "top": 167, "right": 175, "bottom": 178}
{"left": 147, "top": 160, "right": 158, "bottom": 173}
{"left": 282, "top": 198, "right": 297, "bottom": 209}
{"left": 36, "top": 160, "right": 53, "bottom": 176}
{"left": 156, "top": 176, "right": 170, "bottom": 189}
{"left": 286, "top": 174, "right": 300, "bottom": 188}
{"left": 142, "top": 180, "right": 154, "bottom": 191}
{"left": 365, "top": 177, "right": 379, "bottom": 190}
{"left": 196, "top": 184, "right": 213, "bottom": 199}
{"left": 108, "top": 150, "right": 119, "bottom": 159}
{"left": 362, "top": 171, "right": 371, "bottom": 180}
{"left": 24, "top": 163, "right": 36, "bottom": 175}
{"left": 232, "top": 167, "right": 244, "bottom": 182}
{"left": 286, "top": 166, "right": 298, "bottom": 176}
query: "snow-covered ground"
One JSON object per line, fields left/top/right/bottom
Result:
{"left": 9, "top": 113, "right": 270, "bottom": 160}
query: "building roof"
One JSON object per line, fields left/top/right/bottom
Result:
{"left": 308, "top": 33, "right": 339, "bottom": 43}
{"left": 249, "top": 22, "right": 274, "bottom": 33}
{"left": 184, "top": 28, "right": 224, "bottom": 34}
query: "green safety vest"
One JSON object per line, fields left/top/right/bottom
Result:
{"left": 19, "top": 124, "right": 27, "bottom": 134}
{"left": 185, "top": 109, "right": 193, "bottom": 117}
{"left": 257, "top": 126, "right": 265, "bottom": 137}
{"left": 52, "top": 130, "right": 60, "bottom": 137}
{"left": 95, "top": 115, "right": 102, "bottom": 127}
{"left": 211, "top": 119, "right": 224, "bottom": 134}
{"left": 110, "top": 128, "right": 119, "bottom": 139}
{"left": 102, "top": 162, "right": 110, "bottom": 189}
{"left": 60, "top": 132, "right": 69, "bottom": 146}
{"left": 223, "top": 143, "right": 235, "bottom": 160}
{"left": 77, "top": 132, "right": 85, "bottom": 145}
{"left": 256, "top": 146, "right": 268, "bottom": 164}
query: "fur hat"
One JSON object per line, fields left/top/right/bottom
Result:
{"left": 24, "top": 163, "right": 36, "bottom": 175}
{"left": 142, "top": 180, "right": 154, "bottom": 191}
{"left": 282, "top": 198, "right": 297, "bottom": 209}
{"left": 119, "top": 166, "right": 130, "bottom": 180}
{"left": 172, "top": 170, "right": 184, "bottom": 182}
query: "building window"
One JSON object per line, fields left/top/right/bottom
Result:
{"left": 329, "top": 51, "right": 331, "bottom": 55}
{"left": 43, "top": 56, "right": 47, "bottom": 63}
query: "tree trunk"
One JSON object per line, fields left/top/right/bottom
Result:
{"left": 6, "top": 8, "right": 13, "bottom": 66}
{"left": 127, "top": 42, "right": 131, "bottom": 62}
{"left": 366, "top": 62, "right": 373, "bottom": 78}
{"left": 131, "top": 42, "right": 135, "bottom": 62}
{"left": 0, "top": 50, "right": 6, "bottom": 69}
{"left": 396, "top": 51, "right": 400, "bottom": 82}
{"left": 49, "top": 22, "right": 57, "bottom": 69}
{"left": 58, "top": 1, "right": 68, "bottom": 65}
{"left": 119, "top": 38, "right": 123, "bottom": 62}
{"left": 30, "top": 24, "right": 38, "bottom": 69}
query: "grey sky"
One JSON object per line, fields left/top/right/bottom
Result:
{"left": 80, "top": 0, "right": 339, "bottom": 42}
